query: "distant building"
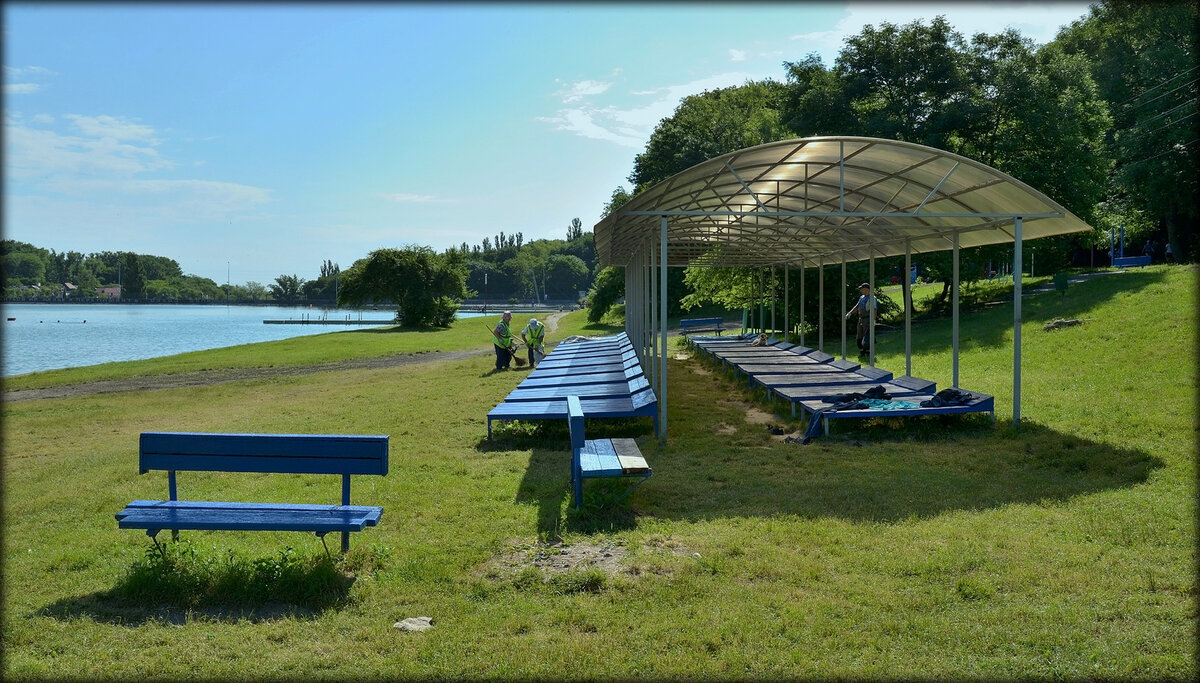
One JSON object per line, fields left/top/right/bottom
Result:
{"left": 62, "top": 282, "right": 78, "bottom": 298}
{"left": 96, "top": 285, "right": 121, "bottom": 298}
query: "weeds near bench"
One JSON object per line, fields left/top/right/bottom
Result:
{"left": 109, "top": 540, "right": 354, "bottom": 611}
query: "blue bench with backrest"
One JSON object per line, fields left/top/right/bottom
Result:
{"left": 567, "top": 396, "right": 652, "bottom": 509}
{"left": 1113, "top": 255, "right": 1151, "bottom": 268}
{"left": 116, "top": 431, "right": 388, "bottom": 553}
{"left": 679, "top": 317, "right": 724, "bottom": 335}
{"left": 487, "top": 386, "right": 658, "bottom": 439}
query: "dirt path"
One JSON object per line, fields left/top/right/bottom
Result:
{"left": 3, "top": 349, "right": 490, "bottom": 403}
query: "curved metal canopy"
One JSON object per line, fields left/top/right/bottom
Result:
{"left": 595, "top": 136, "right": 1093, "bottom": 268}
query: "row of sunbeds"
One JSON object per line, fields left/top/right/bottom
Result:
{"left": 687, "top": 333, "right": 939, "bottom": 417}
{"left": 486, "top": 333, "right": 658, "bottom": 439}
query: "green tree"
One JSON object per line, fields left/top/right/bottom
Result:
{"left": 543, "top": 253, "right": 590, "bottom": 299}
{"left": 1056, "top": 0, "right": 1198, "bottom": 260}
{"left": 629, "top": 80, "right": 790, "bottom": 192}
{"left": 337, "top": 246, "right": 468, "bottom": 327}
{"left": 567, "top": 217, "right": 584, "bottom": 241}
{"left": 2, "top": 251, "right": 46, "bottom": 284}
{"left": 586, "top": 266, "right": 625, "bottom": 323}
{"left": 269, "top": 274, "right": 306, "bottom": 305}
{"left": 121, "top": 252, "right": 146, "bottom": 299}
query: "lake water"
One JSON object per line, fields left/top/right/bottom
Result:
{"left": 1, "top": 303, "right": 487, "bottom": 378}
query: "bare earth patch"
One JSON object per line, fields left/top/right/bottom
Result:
{"left": 485, "top": 539, "right": 630, "bottom": 576}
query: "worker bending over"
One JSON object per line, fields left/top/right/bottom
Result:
{"left": 521, "top": 317, "right": 547, "bottom": 367}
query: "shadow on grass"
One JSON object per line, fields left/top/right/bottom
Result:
{"left": 656, "top": 421, "right": 1160, "bottom": 524}
{"left": 488, "top": 418, "right": 654, "bottom": 539}
{"left": 35, "top": 543, "right": 359, "bottom": 626}
{"left": 508, "top": 353, "right": 1161, "bottom": 529}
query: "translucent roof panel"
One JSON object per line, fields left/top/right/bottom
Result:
{"left": 595, "top": 136, "right": 1094, "bottom": 267}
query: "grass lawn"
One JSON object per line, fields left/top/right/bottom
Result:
{"left": 2, "top": 265, "right": 1194, "bottom": 679}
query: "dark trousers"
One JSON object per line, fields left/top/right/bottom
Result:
{"left": 856, "top": 317, "right": 871, "bottom": 351}
{"left": 494, "top": 344, "right": 510, "bottom": 369}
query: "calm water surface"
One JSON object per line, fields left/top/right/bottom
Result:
{"left": 1, "top": 303, "right": 485, "bottom": 378}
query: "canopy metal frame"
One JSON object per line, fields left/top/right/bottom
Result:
{"left": 596, "top": 137, "right": 1093, "bottom": 440}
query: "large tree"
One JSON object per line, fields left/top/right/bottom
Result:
{"left": 120, "top": 252, "right": 146, "bottom": 300}
{"left": 1056, "top": 0, "right": 1198, "bottom": 261}
{"left": 337, "top": 246, "right": 468, "bottom": 327}
{"left": 777, "top": 16, "right": 1112, "bottom": 309}
{"left": 628, "top": 80, "right": 790, "bottom": 192}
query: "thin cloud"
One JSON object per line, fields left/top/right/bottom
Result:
{"left": 559, "top": 79, "right": 613, "bottom": 103}
{"left": 66, "top": 114, "right": 158, "bottom": 142}
{"left": 5, "top": 120, "right": 173, "bottom": 178}
{"left": 3, "top": 65, "right": 54, "bottom": 77}
{"left": 4, "top": 83, "right": 40, "bottom": 95}
{"left": 541, "top": 71, "right": 759, "bottom": 148}
{"left": 729, "top": 48, "right": 747, "bottom": 62}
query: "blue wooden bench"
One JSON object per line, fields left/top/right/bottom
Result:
{"left": 679, "top": 317, "right": 724, "bottom": 335}
{"left": 487, "top": 386, "right": 658, "bottom": 439}
{"left": 567, "top": 396, "right": 652, "bottom": 510}
{"left": 116, "top": 432, "right": 388, "bottom": 553}
{"left": 1113, "top": 255, "right": 1151, "bottom": 268}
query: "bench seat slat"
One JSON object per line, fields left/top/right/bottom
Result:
{"left": 116, "top": 500, "right": 383, "bottom": 532}
{"left": 610, "top": 438, "right": 650, "bottom": 474}
{"left": 581, "top": 439, "right": 623, "bottom": 476}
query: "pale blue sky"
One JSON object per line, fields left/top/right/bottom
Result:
{"left": 4, "top": 2, "right": 1092, "bottom": 286}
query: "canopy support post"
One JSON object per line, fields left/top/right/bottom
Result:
{"left": 953, "top": 233, "right": 960, "bottom": 388}
{"left": 799, "top": 260, "right": 805, "bottom": 347}
{"left": 840, "top": 257, "right": 847, "bottom": 360}
{"left": 784, "top": 265, "right": 790, "bottom": 344}
{"left": 818, "top": 257, "right": 824, "bottom": 352}
{"left": 905, "top": 240, "right": 912, "bottom": 377}
{"left": 648, "top": 240, "right": 656, "bottom": 394}
{"left": 868, "top": 254, "right": 875, "bottom": 368}
{"left": 660, "top": 215, "right": 669, "bottom": 442}
{"left": 1013, "top": 216, "right": 1023, "bottom": 428}
{"left": 770, "top": 267, "right": 776, "bottom": 338}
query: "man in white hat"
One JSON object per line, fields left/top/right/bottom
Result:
{"left": 521, "top": 317, "right": 547, "bottom": 367}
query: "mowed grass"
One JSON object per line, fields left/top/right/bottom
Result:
{"left": 2, "top": 266, "right": 1194, "bottom": 679}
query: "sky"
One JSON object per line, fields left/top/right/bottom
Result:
{"left": 3, "top": 2, "right": 1094, "bottom": 286}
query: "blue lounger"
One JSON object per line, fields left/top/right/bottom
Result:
{"left": 800, "top": 391, "right": 995, "bottom": 437}
{"left": 774, "top": 377, "right": 937, "bottom": 417}
{"left": 487, "top": 386, "right": 658, "bottom": 439}
{"left": 528, "top": 355, "right": 642, "bottom": 379}
{"left": 517, "top": 364, "right": 643, "bottom": 389}
{"left": 505, "top": 376, "right": 651, "bottom": 402}
{"left": 537, "top": 348, "right": 638, "bottom": 369}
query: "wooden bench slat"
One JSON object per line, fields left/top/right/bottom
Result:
{"left": 116, "top": 501, "right": 383, "bottom": 532}
{"left": 581, "top": 439, "right": 623, "bottom": 476}
{"left": 610, "top": 438, "right": 650, "bottom": 474}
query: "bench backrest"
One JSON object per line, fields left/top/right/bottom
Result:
{"left": 681, "top": 317, "right": 722, "bottom": 326}
{"left": 567, "top": 396, "right": 586, "bottom": 456}
{"left": 627, "top": 375, "right": 651, "bottom": 394}
{"left": 630, "top": 385, "right": 658, "bottom": 410}
{"left": 139, "top": 432, "right": 389, "bottom": 476}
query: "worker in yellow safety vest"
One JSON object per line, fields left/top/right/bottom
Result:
{"left": 492, "top": 310, "right": 514, "bottom": 370}
{"left": 521, "top": 317, "right": 547, "bottom": 367}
